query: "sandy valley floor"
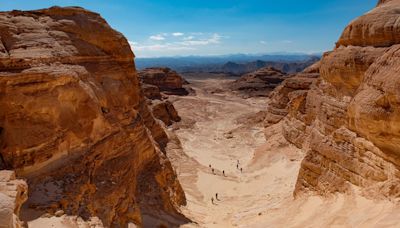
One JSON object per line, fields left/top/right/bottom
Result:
{"left": 166, "top": 78, "right": 400, "bottom": 228}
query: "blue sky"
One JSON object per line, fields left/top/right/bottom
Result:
{"left": 1, "top": 0, "right": 377, "bottom": 57}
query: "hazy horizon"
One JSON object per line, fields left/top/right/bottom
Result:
{"left": 134, "top": 51, "right": 322, "bottom": 59}
{"left": 1, "top": 0, "right": 377, "bottom": 57}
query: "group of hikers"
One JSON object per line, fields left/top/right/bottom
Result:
{"left": 209, "top": 160, "right": 243, "bottom": 176}
{"left": 209, "top": 160, "right": 243, "bottom": 205}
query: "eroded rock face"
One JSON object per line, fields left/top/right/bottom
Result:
{"left": 0, "top": 171, "right": 28, "bottom": 228}
{"left": 231, "top": 67, "right": 290, "bottom": 98}
{"left": 151, "top": 101, "right": 181, "bottom": 126}
{"left": 268, "top": 0, "right": 400, "bottom": 197}
{"left": 337, "top": 0, "right": 400, "bottom": 47}
{"left": 142, "top": 84, "right": 162, "bottom": 100}
{"left": 0, "top": 7, "right": 187, "bottom": 227}
{"left": 139, "top": 67, "right": 189, "bottom": 96}
{"left": 264, "top": 63, "right": 319, "bottom": 134}
{"left": 139, "top": 68, "right": 186, "bottom": 127}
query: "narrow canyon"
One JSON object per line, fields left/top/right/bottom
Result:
{"left": 1, "top": 0, "right": 400, "bottom": 227}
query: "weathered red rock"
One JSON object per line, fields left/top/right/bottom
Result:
{"left": 231, "top": 67, "right": 290, "bottom": 97}
{"left": 139, "top": 67, "right": 189, "bottom": 96}
{"left": 139, "top": 68, "right": 186, "bottom": 126}
{"left": 0, "top": 7, "right": 188, "bottom": 227}
{"left": 142, "top": 84, "right": 162, "bottom": 100}
{"left": 151, "top": 100, "right": 181, "bottom": 126}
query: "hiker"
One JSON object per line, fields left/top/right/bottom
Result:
{"left": 222, "top": 170, "right": 225, "bottom": 176}
{"left": 211, "top": 197, "right": 214, "bottom": 204}
{"left": 240, "top": 167, "right": 243, "bottom": 173}
{"left": 236, "top": 164, "right": 239, "bottom": 169}
{"left": 212, "top": 168, "right": 215, "bottom": 174}
{"left": 215, "top": 193, "right": 219, "bottom": 200}
{"left": 209, "top": 164, "right": 212, "bottom": 168}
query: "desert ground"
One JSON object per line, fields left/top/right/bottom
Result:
{"left": 166, "top": 78, "right": 400, "bottom": 228}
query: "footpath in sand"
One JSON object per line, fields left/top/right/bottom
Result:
{"left": 166, "top": 78, "right": 400, "bottom": 228}
{"left": 166, "top": 78, "right": 304, "bottom": 227}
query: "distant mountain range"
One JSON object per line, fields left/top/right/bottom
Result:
{"left": 135, "top": 53, "right": 321, "bottom": 75}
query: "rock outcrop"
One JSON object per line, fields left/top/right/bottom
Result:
{"left": 0, "top": 7, "right": 188, "bottom": 227}
{"left": 139, "top": 67, "right": 187, "bottom": 126}
{"left": 142, "top": 84, "right": 162, "bottom": 100}
{"left": 151, "top": 101, "right": 181, "bottom": 126}
{"left": 139, "top": 67, "right": 189, "bottom": 96}
{"left": 264, "top": 63, "right": 320, "bottom": 136}
{"left": 231, "top": 67, "right": 290, "bottom": 98}
{"left": 0, "top": 171, "right": 28, "bottom": 228}
{"left": 267, "top": 0, "right": 400, "bottom": 197}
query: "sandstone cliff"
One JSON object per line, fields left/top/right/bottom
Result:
{"left": 0, "top": 7, "right": 188, "bottom": 227}
{"left": 267, "top": 0, "right": 400, "bottom": 197}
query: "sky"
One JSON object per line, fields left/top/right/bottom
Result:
{"left": 1, "top": 0, "right": 377, "bottom": 58}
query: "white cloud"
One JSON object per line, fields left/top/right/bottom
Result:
{"left": 183, "top": 36, "right": 194, "bottom": 41}
{"left": 180, "top": 33, "right": 222, "bottom": 46}
{"left": 132, "top": 42, "right": 195, "bottom": 51}
{"left": 149, "top": 34, "right": 165, "bottom": 41}
{"left": 172, "top": 32, "right": 184, "bottom": 37}
{"left": 129, "top": 33, "right": 224, "bottom": 57}
{"left": 260, "top": 40, "right": 267, "bottom": 45}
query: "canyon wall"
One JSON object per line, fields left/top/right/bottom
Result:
{"left": 0, "top": 7, "right": 188, "bottom": 227}
{"left": 267, "top": 0, "right": 400, "bottom": 197}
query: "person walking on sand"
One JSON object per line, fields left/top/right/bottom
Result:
{"left": 216, "top": 193, "right": 219, "bottom": 200}
{"left": 240, "top": 167, "right": 243, "bottom": 173}
{"left": 236, "top": 164, "right": 239, "bottom": 169}
{"left": 211, "top": 197, "right": 214, "bottom": 204}
{"left": 222, "top": 170, "right": 225, "bottom": 176}
{"left": 209, "top": 164, "right": 212, "bottom": 168}
{"left": 212, "top": 168, "right": 215, "bottom": 174}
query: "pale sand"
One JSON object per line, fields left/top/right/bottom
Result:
{"left": 167, "top": 78, "right": 400, "bottom": 228}
{"left": 28, "top": 215, "right": 103, "bottom": 228}
{"left": 25, "top": 78, "right": 400, "bottom": 227}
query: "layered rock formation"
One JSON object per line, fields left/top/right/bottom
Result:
{"left": 0, "top": 7, "right": 188, "bottom": 227}
{"left": 231, "top": 67, "right": 290, "bottom": 98}
{"left": 139, "top": 67, "right": 189, "bottom": 96}
{"left": 151, "top": 101, "right": 181, "bottom": 126}
{"left": 264, "top": 63, "right": 320, "bottom": 138}
{"left": 267, "top": 0, "right": 400, "bottom": 197}
{"left": 142, "top": 84, "right": 161, "bottom": 100}
{"left": 139, "top": 67, "right": 188, "bottom": 126}
{"left": 0, "top": 171, "right": 27, "bottom": 228}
